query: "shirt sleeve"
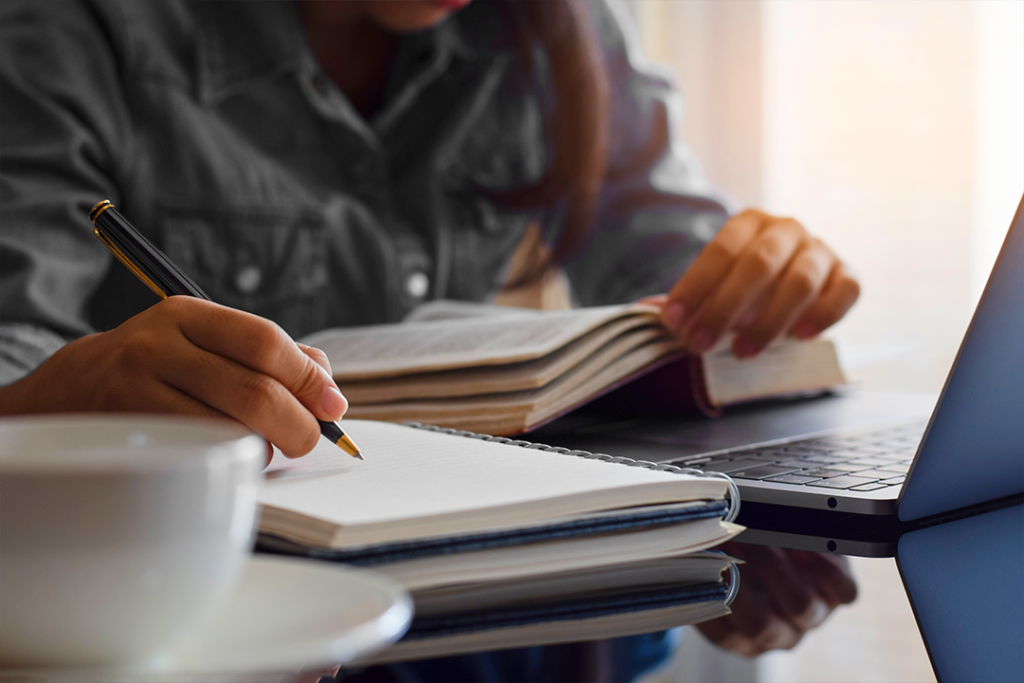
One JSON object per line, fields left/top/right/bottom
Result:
{"left": 562, "top": 0, "right": 733, "bottom": 307}
{"left": 0, "top": 0, "right": 129, "bottom": 384}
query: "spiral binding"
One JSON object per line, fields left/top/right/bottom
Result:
{"left": 724, "top": 559, "right": 741, "bottom": 606}
{"left": 401, "top": 422, "right": 740, "bottom": 524}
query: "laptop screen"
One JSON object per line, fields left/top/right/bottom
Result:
{"left": 898, "top": 196, "right": 1024, "bottom": 522}
{"left": 897, "top": 503, "right": 1023, "bottom": 683}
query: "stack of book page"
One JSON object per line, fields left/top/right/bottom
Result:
{"left": 302, "top": 302, "right": 846, "bottom": 435}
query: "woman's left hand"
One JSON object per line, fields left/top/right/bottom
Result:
{"left": 660, "top": 209, "right": 860, "bottom": 358}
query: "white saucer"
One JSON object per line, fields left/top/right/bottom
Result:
{"left": 0, "top": 556, "right": 412, "bottom": 681}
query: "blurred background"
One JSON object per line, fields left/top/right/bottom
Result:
{"left": 627, "top": 1, "right": 1023, "bottom": 681}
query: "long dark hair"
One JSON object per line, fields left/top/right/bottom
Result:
{"left": 493, "top": 0, "right": 610, "bottom": 281}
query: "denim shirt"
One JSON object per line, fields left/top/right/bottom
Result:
{"left": 0, "top": 0, "right": 729, "bottom": 385}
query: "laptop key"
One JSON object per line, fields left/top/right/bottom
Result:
{"left": 851, "top": 483, "right": 888, "bottom": 492}
{"left": 799, "top": 453, "right": 847, "bottom": 464}
{"left": 803, "top": 467, "right": 850, "bottom": 478}
{"left": 753, "top": 448, "right": 789, "bottom": 456}
{"left": 824, "top": 463, "right": 877, "bottom": 473}
{"left": 849, "top": 445, "right": 886, "bottom": 455}
{"left": 873, "top": 453, "right": 909, "bottom": 462}
{"left": 820, "top": 449, "right": 869, "bottom": 459}
{"left": 731, "top": 464, "right": 803, "bottom": 480}
{"left": 699, "top": 458, "right": 764, "bottom": 473}
{"left": 777, "top": 459, "right": 811, "bottom": 469}
{"left": 766, "top": 473, "right": 822, "bottom": 484}
{"left": 876, "top": 463, "right": 911, "bottom": 474}
{"left": 879, "top": 475, "right": 906, "bottom": 485}
{"left": 778, "top": 446, "right": 828, "bottom": 455}
{"left": 803, "top": 440, "right": 848, "bottom": 450}
{"left": 750, "top": 452, "right": 786, "bottom": 461}
{"left": 808, "top": 475, "right": 881, "bottom": 489}
{"left": 848, "top": 457, "right": 895, "bottom": 467}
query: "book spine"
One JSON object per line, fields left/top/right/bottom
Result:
{"left": 401, "top": 423, "right": 740, "bottom": 523}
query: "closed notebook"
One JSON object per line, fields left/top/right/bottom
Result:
{"left": 257, "top": 421, "right": 740, "bottom": 569}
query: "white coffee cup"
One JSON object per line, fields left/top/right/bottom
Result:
{"left": 0, "top": 415, "right": 265, "bottom": 669}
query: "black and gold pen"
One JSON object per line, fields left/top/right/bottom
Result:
{"left": 89, "top": 199, "right": 362, "bottom": 459}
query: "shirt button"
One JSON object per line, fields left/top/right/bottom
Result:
{"left": 405, "top": 272, "right": 429, "bottom": 299}
{"left": 235, "top": 265, "right": 262, "bottom": 294}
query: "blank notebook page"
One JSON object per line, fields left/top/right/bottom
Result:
{"left": 260, "top": 420, "right": 724, "bottom": 539}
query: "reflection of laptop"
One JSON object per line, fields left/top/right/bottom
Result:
{"left": 897, "top": 502, "right": 1023, "bottom": 682}
{"left": 535, "top": 196, "right": 1024, "bottom": 555}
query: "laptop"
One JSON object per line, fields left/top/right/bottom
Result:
{"left": 534, "top": 195, "right": 1024, "bottom": 556}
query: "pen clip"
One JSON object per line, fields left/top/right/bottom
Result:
{"left": 93, "top": 226, "right": 169, "bottom": 300}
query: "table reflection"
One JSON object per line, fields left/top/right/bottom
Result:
{"left": 332, "top": 540, "right": 855, "bottom": 682}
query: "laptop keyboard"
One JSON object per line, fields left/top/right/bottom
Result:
{"left": 672, "top": 421, "right": 928, "bottom": 491}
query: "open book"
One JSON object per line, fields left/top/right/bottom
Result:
{"left": 302, "top": 302, "right": 846, "bottom": 436}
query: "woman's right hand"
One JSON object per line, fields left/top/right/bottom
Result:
{"left": 0, "top": 297, "right": 347, "bottom": 458}
{"left": 697, "top": 543, "right": 858, "bottom": 656}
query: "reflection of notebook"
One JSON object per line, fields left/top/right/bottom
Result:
{"left": 361, "top": 552, "right": 740, "bottom": 665}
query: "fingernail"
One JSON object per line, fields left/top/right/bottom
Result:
{"left": 689, "top": 328, "right": 715, "bottom": 353}
{"left": 663, "top": 302, "right": 687, "bottom": 331}
{"left": 733, "top": 339, "right": 758, "bottom": 358}
{"left": 792, "top": 322, "right": 818, "bottom": 339}
{"left": 320, "top": 385, "right": 347, "bottom": 419}
{"left": 804, "top": 599, "right": 829, "bottom": 628}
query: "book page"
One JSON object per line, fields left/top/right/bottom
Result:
{"left": 259, "top": 420, "right": 726, "bottom": 548}
{"left": 301, "top": 304, "right": 658, "bottom": 380}
{"left": 702, "top": 337, "right": 847, "bottom": 406}
{"left": 340, "top": 322, "right": 665, "bottom": 403}
{"left": 402, "top": 300, "right": 545, "bottom": 323}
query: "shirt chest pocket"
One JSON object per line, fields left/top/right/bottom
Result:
{"left": 159, "top": 205, "right": 329, "bottom": 338}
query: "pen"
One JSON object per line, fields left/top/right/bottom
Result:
{"left": 88, "top": 199, "right": 362, "bottom": 460}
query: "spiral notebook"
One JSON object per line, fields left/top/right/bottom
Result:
{"left": 256, "top": 421, "right": 741, "bottom": 573}
{"left": 362, "top": 552, "right": 740, "bottom": 664}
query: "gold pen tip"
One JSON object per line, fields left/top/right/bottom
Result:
{"left": 336, "top": 433, "right": 363, "bottom": 460}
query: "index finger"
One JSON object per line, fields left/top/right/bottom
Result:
{"left": 172, "top": 298, "right": 343, "bottom": 421}
{"left": 663, "top": 210, "right": 764, "bottom": 330}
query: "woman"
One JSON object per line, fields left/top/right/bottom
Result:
{"left": 0, "top": 0, "right": 858, "bottom": 679}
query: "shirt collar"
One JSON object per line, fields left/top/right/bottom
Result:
{"left": 373, "top": 18, "right": 465, "bottom": 132}
{"left": 192, "top": 1, "right": 503, "bottom": 125}
{"left": 194, "top": 1, "right": 308, "bottom": 106}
